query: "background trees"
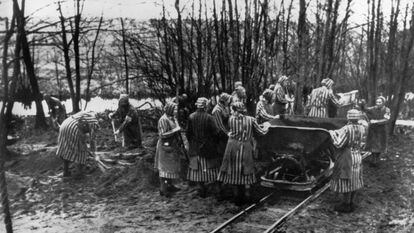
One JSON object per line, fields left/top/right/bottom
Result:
{"left": 1, "top": 0, "right": 413, "bottom": 129}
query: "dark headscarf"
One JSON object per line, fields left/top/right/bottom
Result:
{"left": 262, "top": 89, "right": 274, "bottom": 103}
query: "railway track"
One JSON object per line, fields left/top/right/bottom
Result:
{"left": 210, "top": 152, "right": 371, "bottom": 233}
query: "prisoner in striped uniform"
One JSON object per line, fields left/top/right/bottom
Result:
{"left": 56, "top": 111, "right": 99, "bottom": 178}
{"left": 365, "top": 96, "right": 390, "bottom": 165}
{"left": 212, "top": 93, "right": 232, "bottom": 157}
{"left": 256, "top": 89, "right": 277, "bottom": 124}
{"left": 218, "top": 102, "right": 270, "bottom": 204}
{"left": 307, "top": 78, "right": 342, "bottom": 118}
{"left": 231, "top": 86, "right": 247, "bottom": 104}
{"left": 329, "top": 109, "right": 367, "bottom": 213}
{"left": 109, "top": 94, "right": 143, "bottom": 149}
{"left": 272, "top": 75, "right": 293, "bottom": 115}
{"left": 154, "top": 102, "right": 183, "bottom": 197}
{"left": 187, "top": 98, "right": 221, "bottom": 197}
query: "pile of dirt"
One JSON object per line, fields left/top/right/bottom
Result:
{"left": 94, "top": 158, "right": 159, "bottom": 197}
{"left": 6, "top": 148, "right": 62, "bottom": 176}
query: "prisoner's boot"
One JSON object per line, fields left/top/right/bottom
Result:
{"left": 198, "top": 183, "right": 207, "bottom": 198}
{"left": 244, "top": 187, "right": 253, "bottom": 204}
{"left": 334, "top": 193, "right": 353, "bottom": 213}
{"left": 159, "top": 178, "right": 171, "bottom": 197}
{"left": 233, "top": 186, "right": 245, "bottom": 206}
{"left": 215, "top": 183, "right": 227, "bottom": 201}
{"left": 62, "top": 160, "right": 71, "bottom": 178}
{"left": 350, "top": 191, "right": 357, "bottom": 211}
{"left": 167, "top": 179, "right": 180, "bottom": 193}
{"left": 73, "top": 164, "right": 85, "bottom": 180}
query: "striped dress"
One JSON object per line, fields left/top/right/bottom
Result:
{"left": 186, "top": 111, "right": 220, "bottom": 182}
{"left": 273, "top": 84, "right": 288, "bottom": 115}
{"left": 256, "top": 99, "right": 274, "bottom": 124}
{"left": 329, "top": 123, "right": 367, "bottom": 193}
{"left": 56, "top": 111, "right": 99, "bottom": 164}
{"left": 212, "top": 103, "right": 230, "bottom": 161}
{"left": 155, "top": 114, "right": 182, "bottom": 179}
{"left": 212, "top": 103, "right": 230, "bottom": 135}
{"left": 307, "top": 86, "right": 341, "bottom": 118}
{"left": 217, "top": 115, "right": 269, "bottom": 185}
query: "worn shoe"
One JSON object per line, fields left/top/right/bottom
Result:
{"left": 334, "top": 203, "right": 353, "bottom": 213}
{"left": 168, "top": 185, "right": 181, "bottom": 193}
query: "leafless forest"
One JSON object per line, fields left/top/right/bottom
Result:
{"left": 1, "top": 0, "right": 414, "bottom": 232}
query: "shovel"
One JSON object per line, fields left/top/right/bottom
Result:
{"left": 111, "top": 119, "right": 118, "bottom": 142}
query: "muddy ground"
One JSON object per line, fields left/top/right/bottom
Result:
{"left": 2, "top": 115, "right": 414, "bottom": 233}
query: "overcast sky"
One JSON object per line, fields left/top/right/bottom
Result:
{"left": 0, "top": 0, "right": 412, "bottom": 25}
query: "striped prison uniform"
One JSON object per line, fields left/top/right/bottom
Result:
{"left": 212, "top": 103, "right": 230, "bottom": 135}
{"left": 217, "top": 115, "right": 269, "bottom": 185}
{"left": 273, "top": 84, "right": 289, "bottom": 115}
{"left": 155, "top": 114, "right": 182, "bottom": 179}
{"left": 329, "top": 123, "right": 367, "bottom": 193}
{"left": 273, "top": 84, "right": 288, "bottom": 105}
{"left": 56, "top": 111, "right": 99, "bottom": 164}
{"left": 307, "top": 86, "right": 340, "bottom": 118}
{"left": 256, "top": 99, "right": 274, "bottom": 124}
{"left": 186, "top": 110, "right": 220, "bottom": 182}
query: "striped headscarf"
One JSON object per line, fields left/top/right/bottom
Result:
{"left": 278, "top": 75, "right": 289, "bottom": 84}
{"left": 321, "top": 78, "right": 334, "bottom": 89}
{"left": 376, "top": 96, "right": 386, "bottom": 104}
{"left": 219, "top": 93, "right": 232, "bottom": 104}
{"left": 195, "top": 97, "right": 209, "bottom": 109}
{"left": 231, "top": 101, "right": 247, "bottom": 114}
{"left": 164, "top": 102, "right": 177, "bottom": 116}
{"left": 234, "top": 81, "right": 243, "bottom": 89}
{"left": 72, "top": 111, "right": 99, "bottom": 131}
{"left": 235, "top": 86, "right": 246, "bottom": 98}
{"left": 347, "top": 109, "right": 363, "bottom": 120}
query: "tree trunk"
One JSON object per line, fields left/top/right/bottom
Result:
{"left": 13, "top": 0, "right": 47, "bottom": 129}
{"left": 57, "top": 2, "right": 76, "bottom": 113}
{"left": 0, "top": 13, "right": 14, "bottom": 233}
{"left": 72, "top": 0, "right": 82, "bottom": 113}
{"left": 296, "top": 0, "right": 308, "bottom": 114}
{"left": 84, "top": 16, "right": 103, "bottom": 110}
{"left": 389, "top": 6, "right": 414, "bottom": 134}
{"left": 120, "top": 17, "right": 129, "bottom": 94}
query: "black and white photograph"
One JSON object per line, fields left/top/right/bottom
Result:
{"left": 0, "top": 0, "right": 414, "bottom": 232}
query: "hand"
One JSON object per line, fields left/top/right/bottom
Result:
{"left": 125, "top": 116, "right": 132, "bottom": 123}
{"left": 114, "top": 129, "right": 120, "bottom": 135}
{"left": 274, "top": 115, "right": 280, "bottom": 119}
{"left": 173, "top": 126, "right": 181, "bottom": 133}
{"left": 370, "top": 119, "right": 378, "bottom": 124}
{"left": 263, "top": 122, "right": 271, "bottom": 128}
{"left": 108, "top": 112, "right": 114, "bottom": 119}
